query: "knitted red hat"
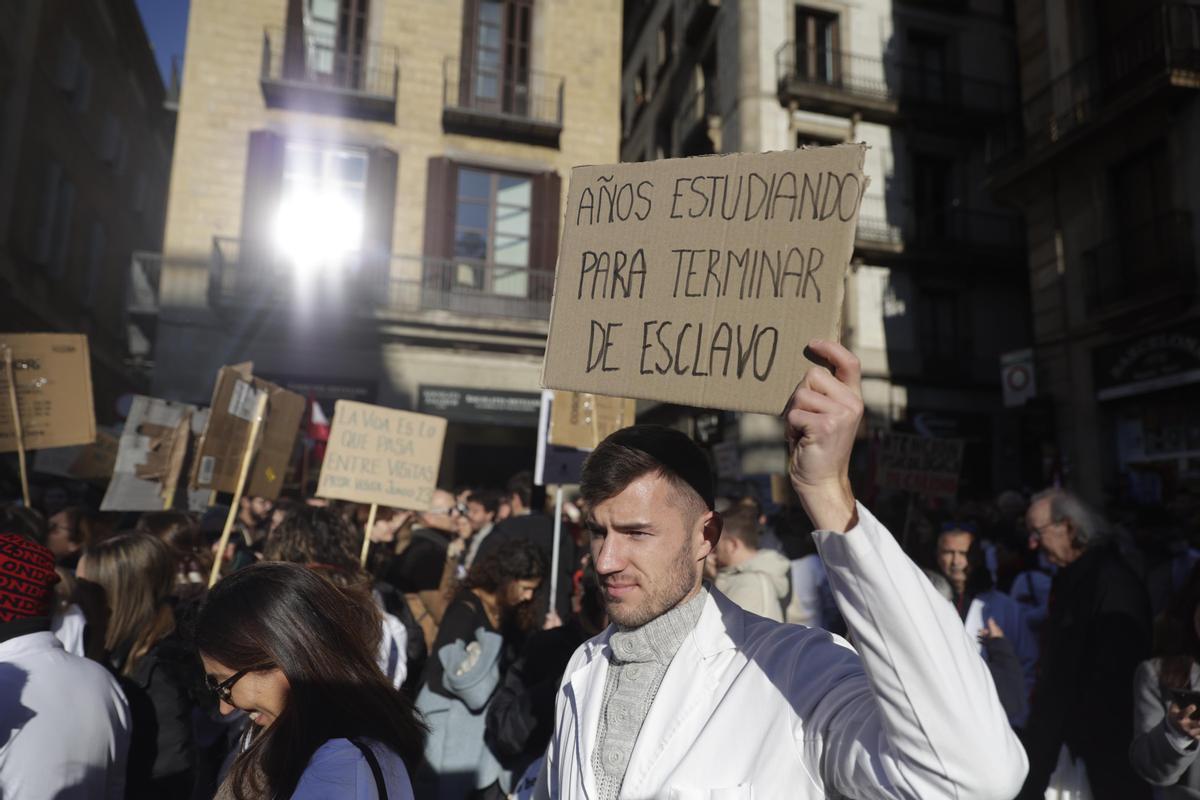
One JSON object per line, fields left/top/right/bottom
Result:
{"left": 0, "top": 533, "right": 59, "bottom": 623}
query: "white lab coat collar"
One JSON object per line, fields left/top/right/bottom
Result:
{"left": 564, "top": 588, "right": 745, "bottom": 798}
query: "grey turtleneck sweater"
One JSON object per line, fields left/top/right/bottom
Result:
{"left": 591, "top": 586, "right": 708, "bottom": 800}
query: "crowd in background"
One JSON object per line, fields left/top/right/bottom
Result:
{"left": 2, "top": 465, "right": 1200, "bottom": 799}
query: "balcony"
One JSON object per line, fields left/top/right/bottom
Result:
{"left": 442, "top": 57, "right": 563, "bottom": 147}
{"left": 853, "top": 201, "right": 1024, "bottom": 266}
{"left": 126, "top": 252, "right": 162, "bottom": 362}
{"left": 775, "top": 43, "right": 1010, "bottom": 124}
{"left": 1083, "top": 211, "right": 1195, "bottom": 315}
{"left": 259, "top": 26, "right": 399, "bottom": 122}
{"left": 675, "top": 84, "right": 721, "bottom": 156}
{"left": 988, "top": 3, "right": 1200, "bottom": 176}
{"left": 208, "top": 237, "right": 553, "bottom": 322}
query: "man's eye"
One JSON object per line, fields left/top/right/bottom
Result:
{"left": 627, "top": 531, "right": 649, "bottom": 539}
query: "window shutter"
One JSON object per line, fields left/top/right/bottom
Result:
{"left": 363, "top": 146, "right": 398, "bottom": 294}
{"left": 530, "top": 169, "right": 561, "bottom": 300}
{"left": 423, "top": 157, "right": 455, "bottom": 293}
{"left": 239, "top": 130, "right": 285, "bottom": 261}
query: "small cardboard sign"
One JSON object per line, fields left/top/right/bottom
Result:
{"left": 877, "top": 433, "right": 965, "bottom": 498}
{"left": 542, "top": 145, "right": 867, "bottom": 415}
{"left": 0, "top": 334, "right": 96, "bottom": 452}
{"left": 190, "top": 364, "right": 305, "bottom": 500}
{"left": 33, "top": 429, "right": 120, "bottom": 482}
{"left": 102, "top": 397, "right": 211, "bottom": 511}
{"left": 548, "top": 391, "right": 636, "bottom": 451}
{"left": 316, "top": 401, "right": 447, "bottom": 510}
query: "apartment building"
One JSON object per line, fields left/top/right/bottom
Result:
{"left": 621, "top": 0, "right": 1031, "bottom": 497}
{"left": 146, "top": 0, "right": 621, "bottom": 487}
{"left": 988, "top": 1, "right": 1200, "bottom": 506}
{"left": 0, "top": 0, "right": 172, "bottom": 423}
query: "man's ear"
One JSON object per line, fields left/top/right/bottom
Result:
{"left": 699, "top": 510, "right": 722, "bottom": 560}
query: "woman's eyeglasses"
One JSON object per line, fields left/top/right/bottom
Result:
{"left": 206, "top": 665, "right": 270, "bottom": 703}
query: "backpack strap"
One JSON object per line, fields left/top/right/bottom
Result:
{"left": 349, "top": 739, "right": 388, "bottom": 800}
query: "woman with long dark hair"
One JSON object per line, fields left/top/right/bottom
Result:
{"left": 79, "top": 532, "right": 197, "bottom": 797}
{"left": 196, "top": 561, "right": 426, "bottom": 800}
{"left": 1131, "top": 562, "right": 1200, "bottom": 797}
{"left": 416, "top": 538, "right": 545, "bottom": 798}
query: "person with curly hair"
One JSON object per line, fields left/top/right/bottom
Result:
{"left": 416, "top": 538, "right": 545, "bottom": 798}
{"left": 263, "top": 505, "right": 411, "bottom": 689}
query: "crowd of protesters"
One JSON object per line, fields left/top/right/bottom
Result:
{"left": 2, "top": 438, "right": 1200, "bottom": 798}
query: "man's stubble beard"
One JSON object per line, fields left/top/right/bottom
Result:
{"left": 604, "top": 534, "right": 699, "bottom": 629}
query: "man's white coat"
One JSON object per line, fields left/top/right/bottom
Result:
{"left": 536, "top": 503, "right": 1029, "bottom": 799}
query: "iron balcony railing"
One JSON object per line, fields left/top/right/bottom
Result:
{"left": 261, "top": 25, "right": 399, "bottom": 100}
{"left": 853, "top": 201, "right": 1024, "bottom": 255}
{"left": 988, "top": 3, "right": 1200, "bottom": 166}
{"left": 775, "top": 43, "right": 1010, "bottom": 118}
{"left": 675, "top": 83, "right": 719, "bottom": 149}
{"left": 210, "top": 238, "right": 553, "bottom": 322}
{"left": 442, "top": 56, "right": 564, "bottom": 129}
{"left": 1083, "top": 211, "right": 1195, "bottom": 312}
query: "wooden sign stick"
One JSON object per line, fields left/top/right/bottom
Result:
{"left": 3, "top": 348, "right": 30, "bottom": 507}
{"left": 359, "top": 503, "right": 378, "bottom": 568}
{"left": 208, "top": 391, "right": 269, "bottom": 588}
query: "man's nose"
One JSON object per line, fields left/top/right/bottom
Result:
{"left": 593, "top": 533, "right": 626, "bottom": 574}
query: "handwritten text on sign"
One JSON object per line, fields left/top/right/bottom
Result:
{"left": 542, "top": 145, "right": 867, "bottom": 415}
{"left": 316, "top": 401, "right": 447, "bottom": 510}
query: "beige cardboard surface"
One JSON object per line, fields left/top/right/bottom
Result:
{"left": 316, "top": 401, "right": 447, "bottom": 510}
{"left": 542, "top": 145, "right": 867, "bottom": 415}
{"left": 548, "top": 391, "right": 636, "bottom": 451}
{"left": 0, "top": 334, "right": 96, "bottom": 452}
{"left": 191, "top": 364, "right": 304, "bottom": 500}
{"left": 877, "top": 433, "right": 965, "bottom": 498}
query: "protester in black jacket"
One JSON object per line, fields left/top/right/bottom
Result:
{"left": 80, "top": 533, "right": 198, "bottom": 798}
{"left": 485, "top": 559, "right": 608, "bottom": 783}
{"left": 1017, "top": 489, "right": 1152, "bottom": 800}
{"left": 472, "top": 471, "right": 576, "bottom": 621}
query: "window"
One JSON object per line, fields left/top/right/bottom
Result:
{"left": 453, "top": 167, "right": 533, "bottom": 297}
{"left": 301, "top": 0, "right": 369, "bottom": 89}
{"left": 55, "top": 31, "right": 91, "bottom": 113}
{"left": 920, "top": 290, "right": 965, "bottom": 366}
{"left": 464, "top": 0, "right": 532, "bottom": 115}
{"left": 274, "top": 140, "right": 369, "bottom": 267}
{"left": 34, "top": 163, "right": 75, "bottom": 276}
{"left": 100, "top": 113, "right": 122, "bottom": 163}
{"left": 907, "top": 31, "right": 948, "bottom": 103}
{"left": 795, "top": 6, "right": 839, "bottom": 84}
{"left": 1110, "top": 144, "right": 1171, "bottom": 282}
{"left": 656, "top": 10, "right": 674, "bottom": 72}
{"left": 911, "top": 153, "right": 953, "bottom": 242}
{"left": 83, "top": 222, "right": 106, "bottom": 305}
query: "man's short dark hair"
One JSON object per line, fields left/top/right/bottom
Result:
{"left": 506, "top": 471, "right": 533, "bottom": 508}
{"left": 581, "top": 425, "right": 714, "bottom": 516}
{"left": 467, "top": 489, "right": 502, "bottom": 516}
{"left": 722, "top": 506, "right": 760, "bottom": 549}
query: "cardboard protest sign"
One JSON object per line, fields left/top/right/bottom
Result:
{"left": 34, "top": 429, "right": 119, "bottom": 482}
{"left": 542, "top": 145, "right": 867, "bottom": 415}
{"left": 0, "top": 334, "right": 95, "bottom": 452}
{"left": 548, "top": 390, "right": 636, "bottom": 451}
{"left": 316, "top": 401, "right": 447, "bottom": 510}
{"left": 877, "top": 433, "right": 965, "bottom": 498}
{"left": 102, "top": 397, "right": 212, "bottom": 511}
{"left": 191, "top": 364, "right": 304, "bottom": 500}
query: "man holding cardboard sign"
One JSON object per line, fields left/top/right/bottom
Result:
{"left": 535, "top": 341, "right": 1028, "bottom": 799}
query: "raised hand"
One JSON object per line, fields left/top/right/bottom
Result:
{"left": 1167, "top": 702, "right": 1200, "bottom": 741}
{"left": 783, "top": 339, "right": 864, "bottom": 533}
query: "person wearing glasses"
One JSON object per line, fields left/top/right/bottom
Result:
{"left": 1015, "top": 489, "right": 1152, "bottom": 800}
{"left": 197, "top": 561, "right": 426, "bottom": 800}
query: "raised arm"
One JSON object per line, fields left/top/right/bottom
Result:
{"left": 785, "top": 340, "right": 1029, "bottom": 800}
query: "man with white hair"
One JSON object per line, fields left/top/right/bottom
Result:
{"left": 1016, "top": 489, "right": 1152, "bottom": 799}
